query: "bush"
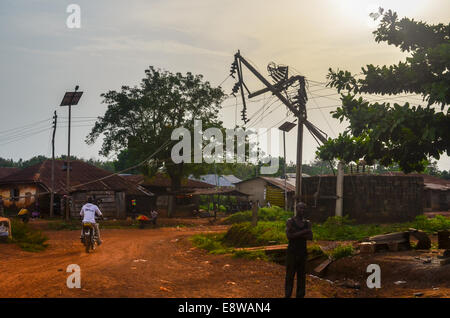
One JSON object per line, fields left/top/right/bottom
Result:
{"left": 327, "top": 244, "right": 354, "bottom": 260}
{"left": 10, "top": 219, "right": 49, "bottom": 252}
{"left": 222, "top": 221, "right": 287, "bottom": 247}
{"left": 411, "top": 215, "right": 450, "bottom": 233}
{"left": 190, "top": 233, "right": 231, "bottom": 254}
{"left": 223, "top": 206, "right": 293, "bottom": 224}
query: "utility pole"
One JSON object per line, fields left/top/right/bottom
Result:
{"left": 50, "top": 111, "right": 57, "bottom": 218}
{"left": 231, "top": 51, "right": 327, "bottom": 215}
{"left": 335, "top": 161, "right": 344, "bottom": 217}
{"left": 60, "top": 86, "right": 83, "bottom": 221}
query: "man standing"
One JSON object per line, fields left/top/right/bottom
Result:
{"left": 285, "top": 202, "right": 313, "bottom": 298}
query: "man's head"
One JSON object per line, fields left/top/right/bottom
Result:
{"left": 87, "top": 197, "right": 93, "bottom": 204}
{"left": 296, "top": 202, "right": 307, "bottom": 218}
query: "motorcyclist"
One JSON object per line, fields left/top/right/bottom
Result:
{"left": 80, "top": 197, "right": 103, "bottom": 245}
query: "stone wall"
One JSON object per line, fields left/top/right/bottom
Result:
{"left": 301, "top": 175, "right": 424, "bottom": 223}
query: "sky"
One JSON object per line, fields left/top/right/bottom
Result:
{"left": 0, "top": 0, "right": 449, "bottom": 170}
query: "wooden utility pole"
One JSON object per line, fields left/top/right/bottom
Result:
{"left": 50, "top": 111, "right": 57, "bottom": 218}
{"left": 295, "top": 122, "right": 303, "bottom": 214}
{"left": 335, "top": 161, "right": 344, "bottom": 217}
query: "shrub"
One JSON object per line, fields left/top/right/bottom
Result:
{"left": 222, "top": 221, "right": 287, "bottom": 247}
{"left": 10, "top": 219, "right": 48, "bottom": 252}
{"left": 223, "top": 206, "right": 293, "bottom": 224}
{"left": 328, "top": 244, "right": 354, "bottom": 260}
{"left": 190, "top": 233, "right": 230, "bottom": 254}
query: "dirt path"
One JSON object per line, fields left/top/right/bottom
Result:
{"left": 1, "top": 225, "right": 448, "bottom": 298}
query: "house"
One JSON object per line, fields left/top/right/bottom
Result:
{"left": 0, "top": 160, "right": 152, "bottom": 218}
{"left": 235, "top": 176, "right": 296, "bottom": 210}
{"left": 121, "top": 173, "right": 214, "bottom": 217}
{"left": 188, "top": 174, "right": 242, "bottom": 187}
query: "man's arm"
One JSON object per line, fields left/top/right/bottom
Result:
{"left": 95, "top": 206, "right": 103, "bottom": 217}
{"left": 286, "top": 220, "right": 313, "bottom": 240}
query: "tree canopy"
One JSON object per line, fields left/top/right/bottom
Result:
{"left": 86, "top": 66, "right": 226, "bottom": 190}
{"left": 317, "top": 9, "right": 450, "bottom": 173}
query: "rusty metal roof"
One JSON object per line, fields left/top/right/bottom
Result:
{"left": 123, "top": 173, "right": 214, "bottom": 189}
{"left": 0, "top": 160, "right": 150, "bottom": 195}
{"left": 0, "top": 167, "right": 19, "bottom": 180}
{"left": 189, "top": 187, "right": 250, "bottom": 196}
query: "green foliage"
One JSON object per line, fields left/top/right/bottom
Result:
{"left": 222, "top": 222, "right": 287, "bottom": 247}
{"left": 232, "top": 250, "right": 268, "bottom": 261}
{"left": 412, "top": 215, "right": 450, "bottom": 233}
{"left": 317, "top": 9, "right": 450, "bottom": 173}
{"left": 190, "top": 233, "right": 231, "bottom": 254}
{"left": 86, "top": 67, "right": 227, "bottom": 192}
{"left": 10, "top": 220, "right": 48, "bottom": 252}
{"left": 199, "top": 203, "right": 227, "bottom": 212}
{"left": 223, "top": 206, "right": 293, "bottom": 224}
{"left": 327, "top": 244, "right": 354, "bottom": 260}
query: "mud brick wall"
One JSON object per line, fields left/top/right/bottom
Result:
{"left": 301, "top": 175, "right": 423, "bottom": 224}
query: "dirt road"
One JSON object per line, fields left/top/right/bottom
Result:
{"left": 0, "top": 225, "right": 293, "bottom": 298}
{"left": 1, "top": 225, "right": 448, "bottom": 298}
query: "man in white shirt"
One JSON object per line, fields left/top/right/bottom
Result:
{"left": 80, "top": 197, "right": 103, "bottom": 245}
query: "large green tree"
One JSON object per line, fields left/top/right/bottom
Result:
{"left": 317, "top": 9, "right": 450, "bottom": 173}
{"left": 86, "top": 67, "right": 226, "bottom": 216}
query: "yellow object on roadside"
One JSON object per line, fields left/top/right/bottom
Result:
{"left": 18, "top": 208, "right": 29, "bottom": 216}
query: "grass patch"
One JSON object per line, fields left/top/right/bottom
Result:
{"left": 327, "top": 244, "right": 354, "bottom": 260}
{"left": 232, "top": 250, "right": 268, "bottom": 261}
{"left": 312, "top": 215, "right": 450, "bottom": 241}
{"left": 190, "top": 233, "right": 232, "bottom": 255}
{"left": 9, "top": 219, "right": 49, "bottom": 252}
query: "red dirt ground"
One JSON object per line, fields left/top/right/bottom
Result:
{"left": 0, "top": 222, "right": 449, "bottom": 298}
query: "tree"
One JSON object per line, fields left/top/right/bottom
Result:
{"left": 317, "top": 9, "right": 450, "bottom": 173}
{"left": 86, "top": 67, "right": 226, "bottom": 216}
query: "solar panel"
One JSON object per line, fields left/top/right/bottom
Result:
{"left": 60, "top": 91, "right": 83, "bottom": 106}
{"left": 278, "top": 121, "right": 296, "bottom": 132}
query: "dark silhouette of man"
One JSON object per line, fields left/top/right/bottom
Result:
{"left": 285, "top": 201, "right": 313, "bottom": 298}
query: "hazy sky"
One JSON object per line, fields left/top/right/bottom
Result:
{"left": 0, "top": 0, "right": 449, "bottom": 169}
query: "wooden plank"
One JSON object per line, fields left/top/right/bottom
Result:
{"left": 235, "top": 244, "right": 288, "bottom": 252}
{"left": 314, "top": 258, "right": 333, "bottom": 273}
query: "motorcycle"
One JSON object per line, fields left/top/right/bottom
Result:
{"left": 81, "top": 222, "right": 97, "bottom": 253}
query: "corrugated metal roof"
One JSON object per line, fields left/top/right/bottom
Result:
{"left": 189, "top": 174, "right": 242, "bottom": 187}
{"left": 237, "top": 176, "right": 296, "bottom": 192}
{"left": 0, "top": 160, "right": 149, "bottom": 195}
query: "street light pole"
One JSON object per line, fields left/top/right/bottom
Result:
{"left": 59, "top": 85, "right": 83, "bottom": 221}
{"left": 278, "top": 121, "right": 296, "bottom": 212}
